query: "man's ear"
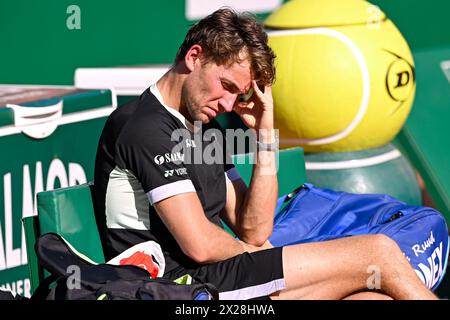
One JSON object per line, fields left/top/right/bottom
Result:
{"left": 185, "top": 45, "right": 202, "bottom": 72}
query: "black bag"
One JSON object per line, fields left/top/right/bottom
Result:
{"left": 0, "top": 289, "right": 28, "bottom": 300}
{"left": 31, "top": 233, "right": 218, "bottom": 300}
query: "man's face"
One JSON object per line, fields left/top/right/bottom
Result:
{"left": 182, "top": 58, "right": 252, "bottom": 124}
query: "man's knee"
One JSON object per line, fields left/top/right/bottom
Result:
{"left": 369, "top": 234, "right": 402, "bottom": 258}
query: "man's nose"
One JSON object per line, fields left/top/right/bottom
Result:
{"left": 219, "top": 92, "right": 237, "bottom": 112}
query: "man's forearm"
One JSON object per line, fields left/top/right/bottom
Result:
{"left": 200, "top": 220, "right": 276, "bottom": 263}
{"left": 199, "top": 222, "right": 248, "bottom": 263}
{"left": 237, "top": 130, "right": 278, "bottom": 245}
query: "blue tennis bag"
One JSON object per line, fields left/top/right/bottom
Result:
{"left": 269, "top": 183, "right": 450, "bottom": 291}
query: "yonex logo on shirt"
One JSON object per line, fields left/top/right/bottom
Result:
{"left": 164, "top": 170, "right": 174, "bottom": 177}
{"left": 164, "top": 168, "right": 188, "bottom": 178}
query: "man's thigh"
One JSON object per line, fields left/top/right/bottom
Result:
{"left": 165, "top": 247, "right": 285, "bottom": 300}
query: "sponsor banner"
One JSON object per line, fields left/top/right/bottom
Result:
{"left": 0, "top": 87, "right": 114, "bottom": 298}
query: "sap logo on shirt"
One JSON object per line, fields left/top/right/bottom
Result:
{"left": 164, "top": 168, "right": 188, "bottom": 178}
{"left": 154, "top": 152, "right": 185, "bottom": 165}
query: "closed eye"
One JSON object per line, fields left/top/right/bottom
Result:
{"left": 221, "top": 81, "right": 238, "bottom": 94}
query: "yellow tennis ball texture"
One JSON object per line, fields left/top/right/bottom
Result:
{"left": 265, "top": 0, "right": 415, "bottom": 152}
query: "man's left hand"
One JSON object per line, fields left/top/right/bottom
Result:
{"left": 234, "top": 80, "right": 274, "bottom": 132}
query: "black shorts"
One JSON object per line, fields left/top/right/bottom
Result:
{"left": 163, "top": 247, "right": 285, "bottom": 300}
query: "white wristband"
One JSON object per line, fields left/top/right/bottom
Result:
{"left": 256, "top": 138, "right": 279, "bottom": 151}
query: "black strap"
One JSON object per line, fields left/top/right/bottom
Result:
{"left": 278, "top": 185, "right": 303, "bottom": 213}
{"left": 30, "top": 274, "right": 59, "bottom": 301}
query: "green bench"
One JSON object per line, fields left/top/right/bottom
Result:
{"left": 394, "top": 45, "right": 450, "bottom": 225}
{"left": 23, "top": 147, "right": 307, "bottom": 295}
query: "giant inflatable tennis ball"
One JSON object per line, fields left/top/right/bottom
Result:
{"left": 265, "top": 0, "right": 416, "bottom": 152}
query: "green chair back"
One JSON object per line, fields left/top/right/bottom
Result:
{"left": 22, "top": 183, "right": 105, "bottom": 295}
{"left": 36, "top": 183, "right": 105, "bottom": 263}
